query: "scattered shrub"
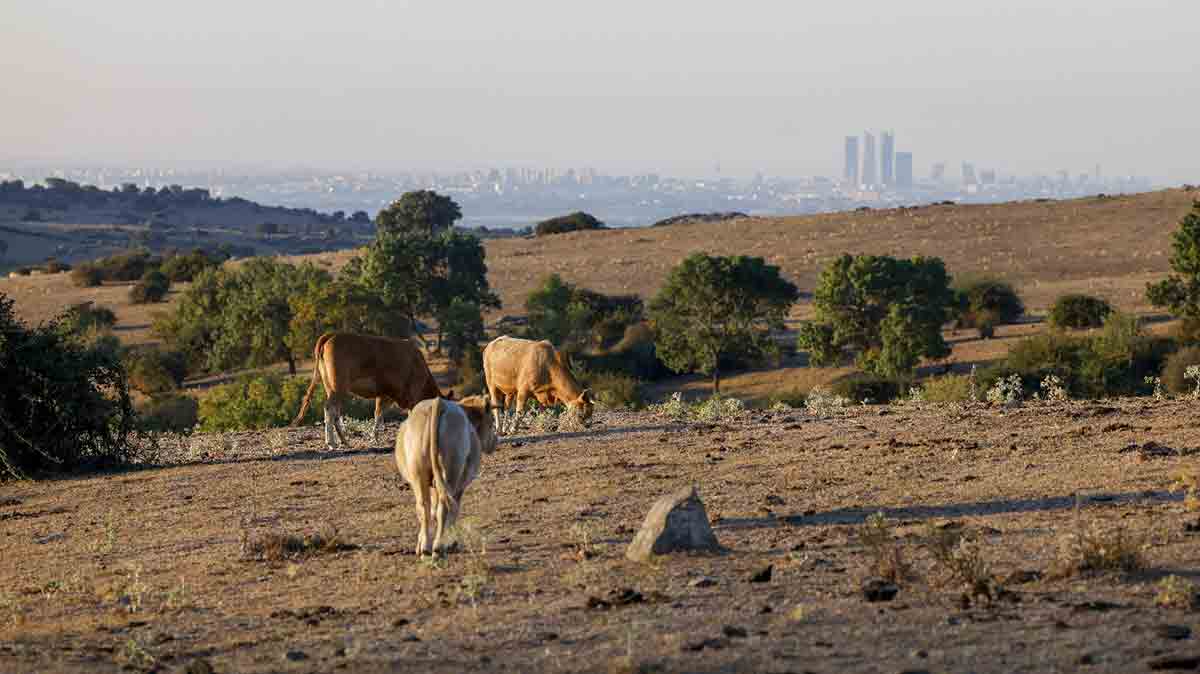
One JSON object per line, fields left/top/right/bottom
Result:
{"left": 860, "top": 513, "right": 913, "bottom": 584}
{"left": 0, "top": 293, "right": 138, "bottom": 480}
{"left": 60, "top": 302, "right": 117, "bottom": 336}
{"left": 70, "top": 265, "right": 103, "bottom": 287}
{"left": 1162, "top": 346, "right": 1200, "bottom": 396}
{"left": 241, "top": 522, "right": 349, "bottom": 562}
{"left": 12, "top": 267, "right": 32, "bottom": 276}
{"left": 579, "top": 370, "right": 643, "bottom": 409}
{"left": 160, "top": 249, "right": 223, "bottom": 282}
{"left": 534, "top": 211, "right": 605, "bottom": 237}
{"left": 804, "top": 386, "right": 849, "bottom": 418}
{"left": 767, "top": 386, "right": 808, "bottom": 409}
{"left": 829, "top": 372, "right": 901, "bottom": 404}
{"left": 136, "top": 394, "right": 199, "bottom": 434}
{"left": 954, "top": 278, "right": 1024, "bottom": 335}
{"left": 129, "top": 270, "right": 170, "bottom": 304}
{"left": 1048, "top": 294, "right": 1112, "bottom": 329}
{"left": 198, "top": 373, "right": 372, "bottom": 432}
{"left": 693, "top": 395, "right": 745, "bottom": 422}
{"left": 923, "top": 524, "right": 994, "bottom": 598}
{"left": 921, "top": 374, "right": 973, "bottom": 403}
{"left": 124, "top": 347, "right": 188, "bottom": 394}
{"left": 1155, "top": 575, "right": 1199, "bottom": 609}
{"left": 43, "top": 258, "right": 71, "bottom": 274}
{"left": 1052, "top": 519, "right": 1145, "bottom": 578}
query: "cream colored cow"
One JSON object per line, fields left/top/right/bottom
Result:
{"left": 482, "top": 336, "right": 594, "bottom": 433}
{"left": 394, "top": 395, "right": 497, "bottom": 556}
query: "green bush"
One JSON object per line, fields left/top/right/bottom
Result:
{"left": 129, "top": 270, "right": 171, "bottom": 304}
{"left": 198, "top": 373, "right": 373, "bottom": 432}
{"left": 921, "top": 374, "right": 973, "bottom": 402}
{"left": 160, "top": 249, "right": 223, "bottom": 282}
{"left": 136, "top": 394, "right": 199, "bottom": 434}
{"left": 70, "top": 264, "right": 103, "bottom": 287}
{"left": 766, "top": 386, "right": 809, "bottom": 409}
{"left": 92, "top": 250, "right": 158, "bottom": 282}
{"left": 984, "top": 312, "right": 1169, "bottom": 398}
{"left": 124, "top": 346, "right": 188, "bottom": 394}
{"left": 60, "top": 302, "right": 117, "bottom": 335}
{"left": 955, "top": 278, "right": 1024, "bottom": 335}
{"left": 829, "top": 372, "right": 901, "bottom": 404}
{"left": 43, "top": 258, "right": 71, "bottom": 274}
{"left": 1048, "top": 294, "right": 1112, "bottom": 329}
{"left": 1162, "top": 346, "right": 1200, "bottom": 396}
{"left": 576, "top": 322, "right": 672, "bottom": 381}
{"left": 534, "top": 211, "right": 606, "bottom": 237}
{"left": 579, "top": 370, "right": 644, "bottom": 409}
{"left": 0, "top": 292, "right": 138, "bottom": 480}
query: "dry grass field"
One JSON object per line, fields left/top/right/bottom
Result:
{"left": 5, "top": 190, "right": 1200, "bottom": 673}
{"left": 3, "top": 400, "right": 1200, "bottom": 673}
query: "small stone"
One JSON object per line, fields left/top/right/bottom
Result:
{"left": 863, "top": 579, "right": 899, "bottom": 602}
{"left": 689, "top": 576, "right": 717, "bottom": 588}
{"left": 391, "top": 618, "right": 410, "bottom": 628}
{"left": 722, "top": 625, "right": 748, "bottom": 639}
{"left": 626, "top": 485, "right": 722, "bottom": 563}
{"left": 1155, "top": 624, "right": 1193, "bottom": 641}
{"left": 1147, "top": 654, "right": 1200, "bottom": 670}
{"left": 1077, "top": 653, "right": 1097, "bottom": 665}
{"left": 284, "top": 650, "right": 308, "bottom": 662}
{"left": 1004, "top": 569, "right": 1042, "bottom": 585}
{"left": 748, "top": 565, "right": 773, "bottom": 583}
{"left": 185, "top": 660, "right": 215, "bottom": 674}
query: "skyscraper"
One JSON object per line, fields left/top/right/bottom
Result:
{"left": 863, "top": 132, "right": 877, "bottom": 188}
{"left": 896, "top": 152, "right": 913, "bottom": 190}
{"left": 844, "top": 136, "right": 859, "bottom": 186}
{"left": 881, "top": 131, "right": 895, "bottom": 187}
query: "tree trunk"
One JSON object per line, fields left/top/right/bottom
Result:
{"left": 287, "top": 353, "right": 297, "bottom": 376}
{"left": 712, "top": 368, "right": 721, "bottom": 395}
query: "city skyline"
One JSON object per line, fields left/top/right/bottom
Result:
{"left": 2, "top": 1, "right": 1198, "bottom": 184}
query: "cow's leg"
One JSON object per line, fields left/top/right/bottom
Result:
{"left": 331, "top": 397, "right": 350, "bottom": 449}
{"left": 487, "top": 384, "right": 506, "bottom": 433}
{"left": 323, "top": 399, "right": 337, "bottom": 450}
{"left": 510, "top": 390, "right": 530, "bottom": 434}
{"left": 372, "top": 397, "right": 385, "bottom": 444}
{"left": 412, "top": 481, "right": 431, "bottom": 556}
{"left": 432, "top": 492, "right": 447, "bottom": 554}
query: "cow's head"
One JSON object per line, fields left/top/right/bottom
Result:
{"left": 567, "top": 388, "right": 595, "bottom": 423}
{"left": 459, "top": 395, "right": 497, "bottom": 454}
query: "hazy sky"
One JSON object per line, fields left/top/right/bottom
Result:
{"left": 3, "top": 0, "right": 1198, "bottom": 182}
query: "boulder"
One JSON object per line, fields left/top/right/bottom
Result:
{"left": 626, "top": 485, "right": 721, "bottom": 562}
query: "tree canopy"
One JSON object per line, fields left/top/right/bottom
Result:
{"left": 375, "top": 190, "right": 462, "bottom": 237}
{"left": 798, "top": 253, "right": 956, "bottom": 378}
{"left": 1147, "top": 200, "right": 1200, "bottom": 320}
{"left": 649, "top": 254, "right": 798, "bottom": 393}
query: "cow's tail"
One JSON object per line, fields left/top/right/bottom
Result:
{"left": 291, "top": 338, "right": 325, "bottom": 426}
{"left": 427, "top": 397, "right": 458, "bottom": 520}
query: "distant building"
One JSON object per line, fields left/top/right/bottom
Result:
{"left": 980, "top": 169, "right": 996, "bottom": 185}
{"left": 881, "top": 131, "right": 895, "bottom": 187}
{"left": 931, "top": 162, "right": 946, "bottom": 182}
{"left": 844, "top": 136, "right": 859, "bottom": 186}
{"left": 962, "top": 162, "right": 977, "bottom": 185}
{"left": 863, "top": 132, "right": 877, "bottom": 188}
{"left": 896, "top": 152, "right": 914, "bottom": 190}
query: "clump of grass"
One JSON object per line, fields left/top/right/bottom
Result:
{"left": 859, "top": 512, "right": 913, "bottom": 583}
{"left": 1040, "top": 374, "right": 1069, "bottom": 402}
{"left": 527, "top": 404, "right": 562, "bottom": 433}
{"left": 1155, "top": 575, "right": 1199, "bottom": 609}
{"left": 693, "top": 395, "right": 744, "bottom": 423}
{"left": 650, "top": 392, "right": 689, "bottom": 421}
{"left": 1172, "top": 471, "right": 1200, "bottom": 511}
{"left": 1052, "top": 518, "right": 1146, "bottom": 578}
{"left": 804, "top": 386, "right": 848, "bottom": 418}
{"left": 923, "top": 524, "right": 996, "bottom": 601}
{"left": 119, "top": 637, "right": 156, "bottom": 668}
{"left": 240, "top": 522, "right": 349, "bottom": 563}
{"left": 986, "top": 373, "right": 1023, "bottom": 407}
{"left": 921, "top": 374, "right": 973, "bottom": 403}
{"left": 1145, "top": 375, "right": 1167, "bottom": 401}
{"left": 569, "top": 521, "right": 602, "bottom": 561}
{"left": 449, "top": 519, "right": 491, "bottom": 610}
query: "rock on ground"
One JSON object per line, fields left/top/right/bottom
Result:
{"left": 626, "top": 484, "right": 721, "bottom": 562}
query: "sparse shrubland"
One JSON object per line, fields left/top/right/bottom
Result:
{"left": 197, "top": 373, "right": 373, "bottom": 432}
{"left": 129, "top": 269, "right": 171, "bottom": 304}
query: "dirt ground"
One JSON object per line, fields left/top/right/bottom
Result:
{"left": 3, "top": 399, "right": 1200, "bottom": 673}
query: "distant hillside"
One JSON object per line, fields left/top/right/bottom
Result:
{"left": 0, "top": 178, "right": 374, "bottom": 267}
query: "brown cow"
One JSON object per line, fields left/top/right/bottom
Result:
{"left": 395, "top": 395, "right": 497, "bottom": 556}
{"left": 482, "top": 335, "right": 594, "bottom": 433}
{"left": 292, "top": 332, "right": 447, "bottom": 449}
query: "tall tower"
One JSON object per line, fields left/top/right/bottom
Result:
{"left": 896, "top": 152, "right": 913, "bottom": 190}
{"left": 862, "top": 132, "right": 877, "bottom": 188}
{"left": 881, "top": 131, "right": 895, "bottom": 187}
{"left": 844, "top": 136, "right": 859, "bottom": 187}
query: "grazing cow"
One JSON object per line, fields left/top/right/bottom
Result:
{"left": 482, "top": 335, "right": 594, "bottom": 433}
{"left": 292, "top": 332, "right": 447, "bottom": 449}
{"left": 395, "top": 395, "right": 497, "bottom": 556}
